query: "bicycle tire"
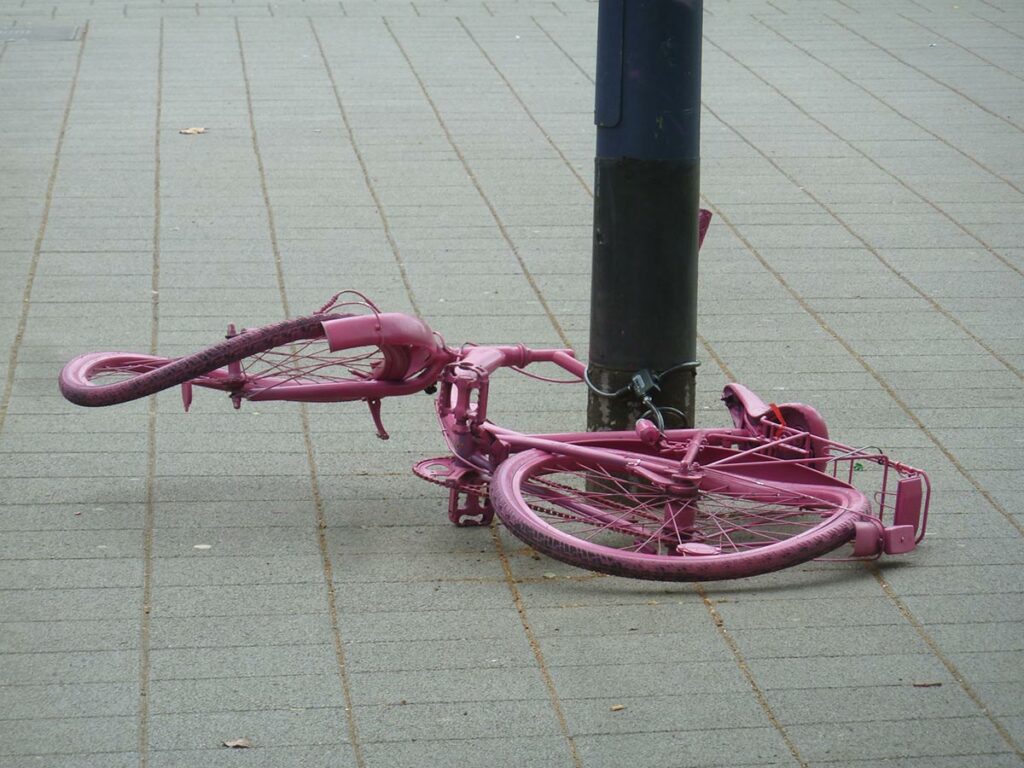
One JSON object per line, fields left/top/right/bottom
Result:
{"left": 490, "top": 446, "right": 867, "bottom": 581}
{"left": 60, "top": 314, "right": 344, "bottom": 407}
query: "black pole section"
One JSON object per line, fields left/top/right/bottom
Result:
{"left": 587, "top": 0, "right": 703, "bottom": 432}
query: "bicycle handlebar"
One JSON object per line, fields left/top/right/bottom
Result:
{"left": 454, "top": 345, "right": 583, "bottom": 378}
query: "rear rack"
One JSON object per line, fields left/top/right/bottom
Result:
{"left": 713, "top": 421, "right": 931, "bottom": 557}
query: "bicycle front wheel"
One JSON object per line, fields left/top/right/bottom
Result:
{"left": 59, "top": 313, "right": 402, "bottom": 407}
{"left": 490, "top": 448, "right": 867, "bottom": 581}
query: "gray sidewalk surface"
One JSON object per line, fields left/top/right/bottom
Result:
{"left": 1, "top": 0, "right": 1022, "bottom": 765}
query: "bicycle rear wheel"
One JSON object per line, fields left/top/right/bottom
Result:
{"left": 490, "top": 446, "right": 866, "bottom": 581}
{"left": 59, "top": 313, "right": 407, "bottom": 407}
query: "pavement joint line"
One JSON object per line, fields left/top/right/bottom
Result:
{"left": 488, "top": 524, "right": 585, "bottom": 768}
{"left": 826, "top": 14, "right": 1024, "bottom": 134}
{"left": 236, "top": 18, "right": 365, "bottom": 766}
{"left": 899, "top": 13, "right": 1024, "bottom": 85}
{"left": 757, "top": 15, "right": 1024, "bottom": 198}
{"left": 697, "top": 589, "right": 822, "bottom": 768}
{"left": 2, "top": 643, "right": 331, "bottom": 654}
{"left": 0, "top": 607, "right": 332, "bottom": 621}
{"left": 2, "top": 697, "right": 810, "bottom": 722}
{"left": 817, "top": 755, "right": 1019, "bottom": 768}
{"left": 18, "top": 601, "right": 1016, "bottom": 622}
{"left": 0, "top": 22, "right": 89, "bottom": 441}
{"left": 309, "top": 16, "right": 422, "bottom": 318}
{"left": 457, "top": 16, "right": 590, "bottom": 196}
{"left": 235, "top": 18, "right": 290, "bottom": 320}
{"left": 561, "top": 715, "right": 1000, "bottom": 735}
{"left": 3, "top": 750, "right": 140, "bottom": 760}
{"left": 6, "top": 667, "right": 1002, "bottom": 700}
{"left": 704, "top": 30, "right": 1024, "bottom": 282}
{"left": 17, "top": 744, "right": 348, "bottom": 759}
{"left": 971, "top": 10, "right": 1024, "bottom": 39}
{"left": 382, "top": 15, "right": 572, "bottom": 349}
{"left": 0, "top": 708, "right": 840, "bottom": 725}
{"left": 137, "top": 19, "right": 164, "bottom": 768}
{"left": 706, "top": 199, "right": 1024, "bottom": 539}
{"left": 698, "top": 331, "right": 738, "bottom": 381}
{"left": 533, "top": 17, "right": 589, "bottom": 81}
{"left": 701, "top": 101, "right": 1024, "bottom": 383}
{"left": 869, "top": 565, "right": 1024, "bottom": 758}
{"left": 0, "top": 576, "right": 608, "bottom": 590}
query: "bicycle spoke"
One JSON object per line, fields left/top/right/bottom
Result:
{"left": 523, "top": 485, "right": 665, "bottom": 549}
{"left": 242, "top": 339, "right": 382, "bottom": 384}
{"left": 512, "top": 460, "right": 844, "bottom": 556}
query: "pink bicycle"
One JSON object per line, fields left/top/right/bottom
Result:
{"left": 59, "top": 295, "right": 930, "bottom": 582}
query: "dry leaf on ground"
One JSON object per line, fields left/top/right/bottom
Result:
{"left": 179, "top": 127, "right": 206, "bottom": 135}
{"left": 222, "top": 738, "right": 252, "bottom": 748}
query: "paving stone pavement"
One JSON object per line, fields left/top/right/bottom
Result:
{"left": 1, "top": 0, "right": 1022, "bottom": 765}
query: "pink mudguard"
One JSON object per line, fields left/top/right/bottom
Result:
{"left": 321, "top": 312, "right": 438, "bottom": 353}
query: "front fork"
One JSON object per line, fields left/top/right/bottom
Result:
{"left": 429, "top": 357, "right": 702, "bottom": 531}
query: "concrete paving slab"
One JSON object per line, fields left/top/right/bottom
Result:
{"left": 2, "top": 0, "right": 1022, "bottom": 765}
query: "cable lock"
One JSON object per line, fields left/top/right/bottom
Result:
{"left": 584, "top": 360, "right": 701, "bottom": 431}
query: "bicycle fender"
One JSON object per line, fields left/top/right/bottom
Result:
{"left": 321, "top": 313, "right": 439, "bottom": 354}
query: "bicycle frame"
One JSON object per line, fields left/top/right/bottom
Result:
{"left": 63, "top": 299, "right": 932, "bottom": 561}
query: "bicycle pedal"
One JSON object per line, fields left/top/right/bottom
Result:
{"left": 412, "top": 456, "right": 460, "bottom": 486}
{"left": 412, "top": 456, "right": 486, "bottom": 492}
{"left": 448, "top": 487, "right": 493, "bottom": 527}
{"left": 412, "top": 457, "right": 491, "bottom": 526}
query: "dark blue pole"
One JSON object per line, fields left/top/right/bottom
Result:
{"left": 587, "top": 0, "right": 703, "bottom": 431}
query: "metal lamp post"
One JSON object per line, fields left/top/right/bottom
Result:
{"left": 587, "top": 0, "right": 704, "bottom": 432}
